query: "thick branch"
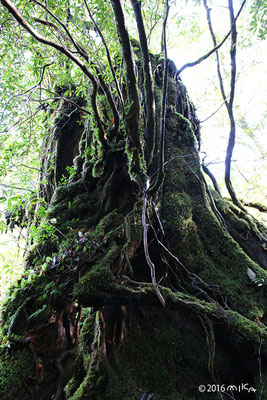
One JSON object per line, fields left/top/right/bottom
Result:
{"left": 77, "top": 284, "right": 267, "bottom": 353}
{"left": 83, "top": 0, "right": 124, "bottom": 107}
{"left": 148, "top": 1, "right": 170, "bottom": 194}
{"left": 243, "top": 202, "right": 267, "bottom": 213}
{"left": 110, "top": 0, "right": 140, "bottom": 149}
{"left": 130, "top": 0, "right": 155, "bottom": 163}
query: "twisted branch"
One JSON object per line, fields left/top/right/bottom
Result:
{"left": 1, "top": 0, "right": 108, "bottom": 150}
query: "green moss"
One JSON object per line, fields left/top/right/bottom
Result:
{"left": 105, "top": 310, "right": 183, "bottom": 400}
{"left": 92, "top": 159, "right": 105, "bottom": 177}
{"left": 161, "top": 92, "right": 266, "bottom": 321}
{"left": 76, "top": 264, "right": 115, "bottom": 297}
{"left": 124, "top": 144, "right": 147, "bottom": 185}
{"left": 103, "top": 307, "right": 224, "bottom": 400}
{"left": 228, "top": 310, "right": 267, "bottom": 348}
{"left": 0, "top": 348, "right": 33, "bottom": 399}
{"left": 66, "top": 311, "right": 106, "bottom": 400}
{"left": 75, "top": 237, "right": 121, "bottom": 299}
{"left": 73, "top": 155, "right": 83, "bottom": 172}
{"left": 94, "top": 209, "right": 122, "bottom": 236}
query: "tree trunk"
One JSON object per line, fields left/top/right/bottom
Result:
{"left": 0, "top": 58, "right": 266, "bottom": 400}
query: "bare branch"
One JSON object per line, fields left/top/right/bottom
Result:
{"left": 147, "top": 2, "right": 161, "bottom": 44}
{"left": 224, "top": 0, "right": 245, "bottom": 209}
{"left": 0, "top": 62, "right": 52, "bottom": 130}
{"left": 199, "top": 96, "right": 228, "bottom": 123}
{"left": 203, "top": 1, "right": 227, "bottom": 103}
{"left": 0, "top": 183, "right": 34, "bottom": 193}
{"left": 203, "top": 0, "right": 245, "bottom": 210}
{"left": 33, "top": 17, "right": 70, "bottom": 45}
{"left": 176, "top": 0, "right": 246, "bottom": 77}
{"left": 43, "top": 88, "right": 92, "bottom": 115}
{"left": 19, "top": 163, "right": 41, "bottom": 172}
{"left": 1, "top": 109, "right": 40, "bottom": 144}
{"left": 32, "top": 1, "right": 88, "bottom": 58}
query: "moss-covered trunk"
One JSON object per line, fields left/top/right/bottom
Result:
{"left": 0, "top": 60, "right": 266, "bottom": 400}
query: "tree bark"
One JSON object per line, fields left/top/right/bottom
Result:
{"left": 0, "top": 48, "right": 266, "bottom": 400}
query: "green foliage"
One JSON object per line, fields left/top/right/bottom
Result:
{"left": 29, "top": 217, "right": 57, "bottom": 244}
{"left": 249, "top": 0, "right": 267, "bottom": 39}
